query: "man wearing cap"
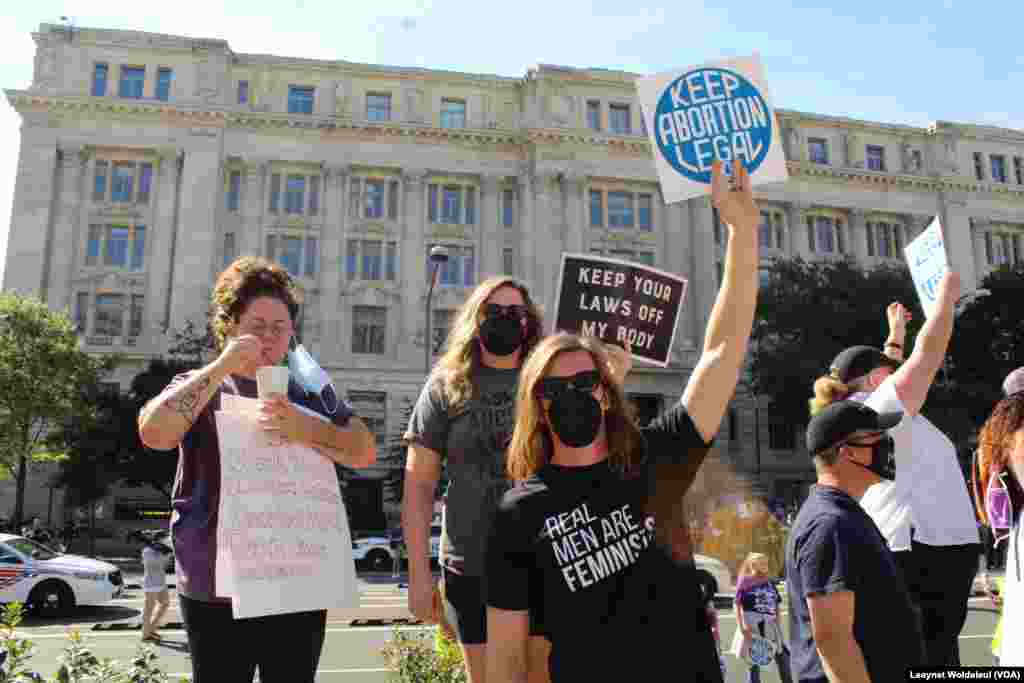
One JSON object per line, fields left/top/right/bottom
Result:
{"left": 786, "top": 401, "right": 924, "bottom": 683}
{"left": 807, "top": 273, "right": 979, "bottom": 667}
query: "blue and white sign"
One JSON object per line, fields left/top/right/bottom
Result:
{"left": 904, "top": 216, "right": 948, "bottom": 319}
{"left": 637, "top": 55, "right": 788, "bottom": 204}
{"left": 746, "top": 635, "right": 777, "bottom": 667}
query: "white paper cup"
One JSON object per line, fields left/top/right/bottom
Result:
{"left": 256, "top": 366, "right": 290, "bottom": 398}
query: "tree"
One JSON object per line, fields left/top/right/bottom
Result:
{"left": 750, "top": 258, "right": 922, "bottom": 430}
{"left": 0, "top": 292, "right": 116, "bottom": 527}
{"left": 167, "top": 316, "right": 216, "bottom": 368}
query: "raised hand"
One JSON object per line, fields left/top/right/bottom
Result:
{"left": 710, "top": 159, "right": 760, "bottom": 237}
{"left": 886, "top": 302, "right": 911, "bottom": 331}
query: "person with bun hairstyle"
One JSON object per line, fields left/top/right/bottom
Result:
{"left": 138, "top": 256, "right": 377, "bottom": 682}
{"left": 807, "top": 275, "right": 980, "bottom": 667}
{"left": 972, "top": 367, "right": 1024, "bottom": 666}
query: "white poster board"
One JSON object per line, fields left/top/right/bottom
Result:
{"left": 636, "top": 54, "right": 788, "bottom": 204}
{"left": 215, "top": 396, "right": 359, "bottom": 619}
{"left": 903, "top": 216, "right": 948, "bottom": 319}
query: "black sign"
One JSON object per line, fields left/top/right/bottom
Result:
{"left": 552, "top": 253, "right": 688, "bottom": 367}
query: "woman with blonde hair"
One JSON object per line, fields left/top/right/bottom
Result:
{"left": 402, "top": 275, "right": 548, "bottom": 683}
{"left": 138, "top": 256, "right": 377, "bottom": 682}
{"left": 806, "top": 282, "right": 981, "bottom": 667}
{"left": 730, "top": 552, "right": 791, "bottom": 683}
{"left": 971, "top": 368, "right": 1024, "bottom": 666}
{"left": 485, "top": 160, "right": 761, "bottom": 683}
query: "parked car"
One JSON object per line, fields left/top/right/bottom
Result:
{"left": 352, "top": 526, "right": 441, "bottom": 571}
{"left": 694, "top": 553, "right": 733, "bottom": 597}
{"left": 0, "top": 534, "right": 123, "bottom": 617}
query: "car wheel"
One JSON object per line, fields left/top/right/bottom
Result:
{"left": 366, "top": 549, "right": 391, "bottom": 572}
{"left": 28, "top": 580, "right": 75, "bottom": 618}
{"left": 695, "top": 569, "right": 718, "bottom": 602}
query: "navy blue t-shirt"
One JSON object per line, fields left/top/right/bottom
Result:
{"left": 785, "top": 485, "right": 923, "bottom": 682}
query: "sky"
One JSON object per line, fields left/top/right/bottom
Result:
{"left": 2, "top": 0, "right": 1023, "bottom": 283}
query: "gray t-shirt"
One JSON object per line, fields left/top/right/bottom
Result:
{"left": 404, "top": 365, "right": 518, "bottom": 577}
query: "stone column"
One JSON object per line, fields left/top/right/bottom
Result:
{"left": 662, "top": 198, "right": 695, "bottom": 355}
{"left": 847, "top": 209, "right": 869, "bottom": 262}
{"left": 942, "top": 194, "right": 979, "bottom": 288}
{"left": 400, "top": 169, "right": 428, "bottom": 363}
{"left": 48, "top": 144, "right": 87, "bottom": 313}
{"left": 146, "top": 149, "right": 183, "bottom": 339}
{"left": 787, "top": 203, "right": 813, "bottom": 259}
{"left": 967, "top": 217, "right": 989, "bottom": 289}
{"left": 518, "top": 170, "right": 536, "bottom": 289}
{"left": 238, "top": 159, "right": 267, "bottom": 258}
{"left": 562, "top": 171, "right": 586, "bottom": 255}
{"left": 319, "top": 165, "right": 348, "bottom": 365}
{"left": 2, "top": 125, "right": 57, "bottom": 295}
{"left": 532, "top": 171, "right": 561, "bottom": 312}
{"left": 479, "top": 174, "right": 502, "bottom": 277}
{"left": 687, "top": 197, "right": 717, "bottom": 348}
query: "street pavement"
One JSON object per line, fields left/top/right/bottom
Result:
{"left": 14, "top": 573, "right": 1001, "bottom": 681}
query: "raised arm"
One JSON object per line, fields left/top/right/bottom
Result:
{"left": 682, "top": 159, "right": 761, "bottom": 442}
{"left": 889, "top": 271, "right": 960, "bottom": 416}
{"left": 882, "top": 302, "right": 910, "bottom": 362}
{"left": 138, "top": 334, "right": 261, "bottom": 450}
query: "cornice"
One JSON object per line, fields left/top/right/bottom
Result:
{"left": 787, "top": 161, "right": 1024, "bottom": 200}
{"left": 5, "top": 91, "right": 228, "bottom": 124}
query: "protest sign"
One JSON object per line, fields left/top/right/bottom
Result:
{"left": 636, "top": 54, "right": 788, "bottom": 204}
{"left": 552, "top": 253, "right": 687, "bottom": 367}
{"left": 215, "top": 399, "right": 358, "bottom": 619}
{"left": 904, "top": 216, "right": 948, "bottom": 319}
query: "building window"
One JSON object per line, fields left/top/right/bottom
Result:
{"left": 309, "top": 176, "right": 320, "bottom": 216}
{"left": 266, "top": 234, "right": 318, "bottom": 278}
{"left": 432, "top": 309, "right": 455, "bottom": 354}
{"left": 1015, "top": 157, "right": 1024, "bottom": 185}
{"left": 808, "top": 138, "right": 829, "bottom": 164}
{"left": 911, "top": 150, "right": 923, "bottom": 173}
{"left": 111, "top": 163, "right": 135, "bottom": 203}
{"left": 137, "top": 163, "right": 153, "bottom": 204}
{"left": 129, "top": 295, "right": 145, "bottom": 339}
{"left": 288, "top": 86, "right": 315, "bottom": 114}
{"left": 345, "top": 240, "right": 399, "bottom": 281}
{"left": 366, "top": 93, "right": 391, "bottom": 122}
{"left": 155, "top": 68, "right": 172, "bottom": 101}
{"left": 441, "top": 99, "right": 466, "bottom": 129}
{"left": 352, "top": 306, "right": 386, "bottom": 354}
{"left": 351, "top": 178, "right": 400, "bottom": 220}
{"left": 284, "top": 176, "right": 306, "bottom": 215}
{"left": 93, "top": 161, "right": 108, "bottom": 201}
{"left": 238, "top": 80, "right": 249, "bottom": 105}
{"left": 119, "top": 66, "right": 145, "bottom": 99}
{"left": 807, "top": 216, "right": 843, "bottom": 254}
{"left": 347, "top": 391, "right": 387, "bottom": 446}
{"left": 866, "top": 145, "right": 886, "bottom": 172}
{"left": 503, "top": 247, "right": 516, "bottom": 275}
{"left": 227, "top": 171, "right": 241, "bottom": 212}
{"left": 768, "top": 422, "right": 795, "bottom": 450}
{"left": 589, "top": 190, "right": 603, "bottom": 227}
{"left": 88, "top": 224, "right": 146, "bottom": 271}
{"left": 388, "top": 180, "right": 399, "bottom": 219}
{"left": 974, "top": 152, "right": 985, "bottom": 181}
{"left": 607, "top": 191, "right": 634, "bottom": 228}
{"left": 638, "top": 194, "right": 653, "bottom": 231}
{"left": 92, "top": 63, "right": 108, "bottom": 96}
{"left": 75, "top": 292, "right": 89, "bottom": 332}
{"left": 867, "top": 222, "right": 904, "bottom": 259}
{"left": 586, "top": 101, "right": 601, "bottom": 131}
{"left": 365, "top": 180, "right": 386, "bottom": 218}
{"left": 269, "top": 174, "right": 281, "bottom": 212}
{"left": 223, "top": 232, "right": 236, "bottom": 268}
{"left": 991, "top": 155, "right": 1008, "bottom": 183}
{"left": 502, "top": 189, "right": 517, "bottom": 227}
{"left": 429, "top": 244, "right": 474, "bottom": 286}
{"left": 426, "top": 184, "right": 476, "bottom": 225}
{"left": 609, "top": 104, "right": 631, "bottom": 135}
{"left": 94, "top": 294, "right": 125, "bottom": 337}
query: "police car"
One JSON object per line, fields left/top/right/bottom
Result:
{"left": 0, "top": 534, "right": 123, "bottom": 617}
{"left": 352, "top": 526, "right": 441, "bottom": 571}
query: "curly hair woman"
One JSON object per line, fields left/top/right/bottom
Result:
{"left": 138, "top": 256, "right": 376, "bottom": 682}
{"left": 401, "top": 275, "right": 549, "bottom": 683}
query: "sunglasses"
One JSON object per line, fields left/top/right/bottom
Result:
{"left": 535, "top": 370, "right": 602, "bottom": 400}
{"left": 483, "top": 303, "right": 529, "bottom": 320}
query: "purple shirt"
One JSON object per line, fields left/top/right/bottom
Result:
{"left": 166, "top": 372, "right": 353, "bottom": 602}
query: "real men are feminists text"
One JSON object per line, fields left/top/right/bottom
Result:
{"left": 544, "top": 502, "right": 654, "bottom": 592}
{"left": 576, "top": 266, "right": 672, "bottom": 351}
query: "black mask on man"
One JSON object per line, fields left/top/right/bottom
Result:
{"left": 548, "top": 391, "right": 603, "bottom": 448}
{"left": 479, "top": 315, "right": 523, "bottom": 356}
{"left": 846, "top": 436, "right": 895, "bottom": 481}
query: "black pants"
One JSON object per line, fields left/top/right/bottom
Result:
{"left": 179, "top": 595, "right": 327, "bottom": 682}
{"left": 893, "top": 541, "right": 980, "bottom": 667}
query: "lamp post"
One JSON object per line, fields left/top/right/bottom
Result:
{"left": 425, "top": 246, "right": 450, "bottom": 376}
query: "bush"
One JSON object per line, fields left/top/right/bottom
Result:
{"left": 0, "top": 603, "right": 185, "bottom": 682}
{"left": 381, "top": 626, "right": 466, "bottom": 683}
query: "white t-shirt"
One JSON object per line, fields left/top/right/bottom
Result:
{"left": 142, "top": 545, "right": 168, "bottom": 592}
{"left": 858, "top": 377, "right": 979, "bottom": 551}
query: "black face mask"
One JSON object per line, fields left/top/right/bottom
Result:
{"left": 479, "top": 315, "right": 523, "bottom": 357}
{"left": 548, "top": 390, "right": 604, "bottom": 448}
{"left": 846, "top": 436, "right": 895, "bottom": 481}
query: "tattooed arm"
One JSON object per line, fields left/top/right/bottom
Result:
{"left": 138, "top": 334, "right": 262, "bottom": 451}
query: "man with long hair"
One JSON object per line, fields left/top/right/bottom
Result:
{"left": 485, "top": 160, "right": 760, "bottom": 682}
{"left": 402, "top": 276, "right": 549, "bottom": 682}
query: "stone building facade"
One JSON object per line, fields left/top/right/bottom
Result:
{"left": 4, "top": 24, "right": 1024, "bottom": 522}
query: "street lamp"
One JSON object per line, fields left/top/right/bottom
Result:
{"left": 425, "top": 246, "right": 450, "bottom": 376}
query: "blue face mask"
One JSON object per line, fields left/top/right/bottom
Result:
{"left": 288, "top": 343, "right": 339, "bottom": 415}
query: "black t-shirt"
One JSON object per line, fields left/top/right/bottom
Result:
{"left": 486, "top": 402, "right": 723, "bottom": 682}
{"left": 785, "top": 485, "right": 924, "bottom": 683}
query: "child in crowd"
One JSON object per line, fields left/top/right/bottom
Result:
{"left": 730, "top": 553, "right": 792, "bottom": 683}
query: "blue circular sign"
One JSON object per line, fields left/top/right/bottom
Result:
{"left": 747, "top": 635, "right": 776, "bottom": 667}
{"left": 653, "top": 67, "right": 773, "bottom": 184}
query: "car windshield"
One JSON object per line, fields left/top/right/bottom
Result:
{"left": 5, "top": 537, "right": 60, "bottom": 561}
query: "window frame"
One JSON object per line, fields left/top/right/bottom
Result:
{"left": 266, "top": 232, "right": 320, "bottom": 279}
{"left": 865, "top": 145, "right": 886, "bottom": 172}
{"left": 155, "top": 67, "right": 173, "bottom": 102}
{"left": 609, "top": 103, "right": 631, "bottom": 135}
{"left": 345, "top": 239, "right": 399, "bottom": 282}
{"left": 237, "top": 80, "right": 249, "bottom": 105}
{"left": 118, "top": 66, "right": 146, "bottom": 100}
{"left": 808, "top": 137, "right": 829, "bottom": 164}
{"left": 586, "top": 100, "right": 601, "bottom": 131}
{"left": 991, "top": 155, "right": 1008, "bottom": 183}
{"left": 351, "top": 305, "right": 387, "bottom": 355}
{"left": 366, "top": 93, "right": 392, "bottom": 122}
{"left": 287, "top": 86, "right": 315, "bottom": 115}
{"left": 440, "top": 98, "right": 467, "bottom": 129}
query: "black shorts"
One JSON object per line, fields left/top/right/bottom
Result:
{"left": 442, "top": 567, "right": 545, "bottom": 645}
